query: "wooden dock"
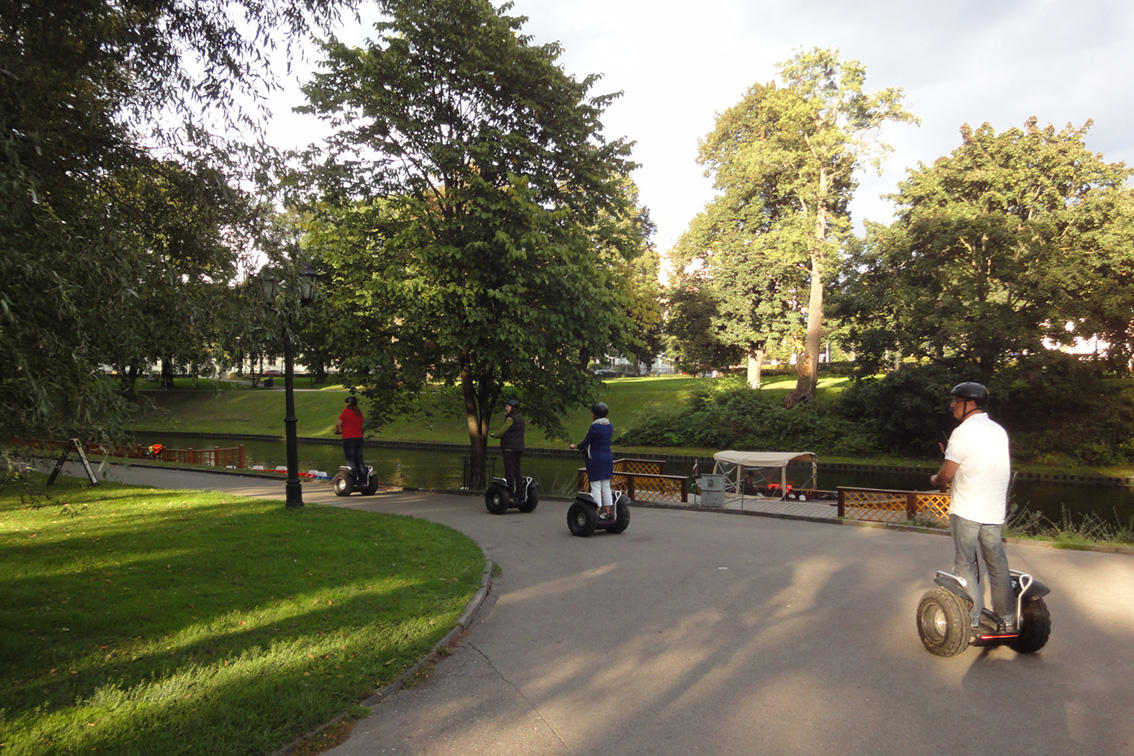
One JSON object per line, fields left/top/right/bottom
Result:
{"left": 687, "top": 493, "right": 840, "bottom": 520}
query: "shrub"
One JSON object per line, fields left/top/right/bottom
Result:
{"left": 617, "top": 379, "right": 881, "bottom": 456}
{"left": 992, "top": 353, "right": 1134, "bottom": 463}
{"left": 837, "top": 363, "right": 966, "bottom": 455}
{"left": 618, "top": 360, "right": 1134, "bottom": 465}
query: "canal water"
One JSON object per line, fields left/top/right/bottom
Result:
{"left": 148, "top": 434, "right": 1134, "bottom": 528}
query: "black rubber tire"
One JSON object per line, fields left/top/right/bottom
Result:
{"left": 484, "top": 484, "right": 510, "bottom": 515}
{"left": 917, "top": 587, "right": 971, "bottom": 657}
{"left": 606, "top": 495, "right": 631, "bottom": 534}
{"left": 1008, "top": 598, "right": 1051, "bottom": 654}
{"left": 332, "top": 471, "right": 354, "bottom": 497}
{"left": 518, "top": 482, "right": 539, "bottom": 513}
{"left": 361, "top": 472, "right": 380, "bottom": 496}
{"left": 567, "top": 501, "right": 597, "bottom": 537}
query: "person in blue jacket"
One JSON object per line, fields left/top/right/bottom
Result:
{"left": 570, "top": 402, "right": 615, "bottom": 519}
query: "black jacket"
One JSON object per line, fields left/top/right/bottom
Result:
{"left": 499, "top": 411, "right": 525, "bottom": 451}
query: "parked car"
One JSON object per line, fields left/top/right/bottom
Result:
{"left": 594, "top": 369, "right": 618, "bottom": 378}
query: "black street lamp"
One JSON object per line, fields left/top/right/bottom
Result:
{"left": 259, "top": 263, "right": 319, "bottom": 509}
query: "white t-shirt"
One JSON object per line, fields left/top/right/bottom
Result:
{"left": 945, "top": 412, "right": 1011, "bottom": 524}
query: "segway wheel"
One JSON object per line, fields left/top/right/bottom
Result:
{"left": 605, "top": 494, "right": 631, "bottom": 534}
{"left": 485, "top": 484, "right": 510, "bottom": 515}
{"left": 916, "top": 587, "right": 971, "bottom": 657}
{"left": 517, "top": 481, "right": 539, "bottom": 513}
{"left": 567, "top": 501, "right": 597, "bottom": 537}
{"left": 1008, "top": 598, "right": 1051, "bottom": 654}
{"left": 332, "top": 471, "right": 355, "bottom": 497}
{"left": 361, "top": 472, "right": 380, "bottom": 496}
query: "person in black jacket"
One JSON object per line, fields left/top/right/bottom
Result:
{"left": 490, "top": 398, "right": 526, "bottom": 501}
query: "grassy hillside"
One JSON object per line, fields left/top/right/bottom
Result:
{"left": 127, "top": 374, "right": 888, "bottom": 460}
{"left": 128, "top": 375, "right": 723, "bottom": 448}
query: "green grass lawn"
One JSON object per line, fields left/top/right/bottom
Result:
{"left": 128, "top": 374, "right": 794, "bottom": 451}
{"left": 0, "top": 473, "right": 484, "bottom": 756}
{"left": 126, "top": 373, "right": 880, "bottom": 464}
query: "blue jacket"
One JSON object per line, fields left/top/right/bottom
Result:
{"left": 576, "top": 419, "right": 614, "bottom": 480}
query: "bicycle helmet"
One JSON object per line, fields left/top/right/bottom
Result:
{"left": 590, "top": 401, "right": 609, "bottom": 418}
{"left": 504, "top": 398, "right": 520, "bottom": 409}
{"left": 950, "top": 382, "right": 989, "bottom": 408}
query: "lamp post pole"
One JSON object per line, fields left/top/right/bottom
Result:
{"left": 282, "top": 320, "right": 303, "bottom": 509}
{"left": 259, "top": 263, "right": 317, "bottom": 510}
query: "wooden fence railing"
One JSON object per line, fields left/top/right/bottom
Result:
{"left": 577, "top": 458, "right": 690, "bottom": 504}
{"left": 837, "top": 487, "right": 950, "bottom": 525}
{"left": 11, "top": 437, "right": 245, "bottom": 469}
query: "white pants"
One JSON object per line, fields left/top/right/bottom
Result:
{"left": 590, "top": 479, "right": 613, "bottom": 508}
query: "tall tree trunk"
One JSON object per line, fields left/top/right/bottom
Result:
{"left": 160, "top": 359, "right": 175, "bottom": 390}
{"left": 460, "top": 350, "right": 490, "bottom": 490}
{"left": 119, "top": 364, "right": 139, "bottom": 399}
{"left": 746, "top": 349, "right": 764, "bottom": 389}
{"left": 786, "top": 186, "right": 828, "bottom": 409}
{"left": 788, "top": 262, "right": 823, "bottom": 405}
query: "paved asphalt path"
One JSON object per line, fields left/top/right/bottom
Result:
{"left": 63, "top": 464, "right": 1134, "bottom": 756}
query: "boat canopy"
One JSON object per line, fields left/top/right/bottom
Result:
{"left": 710, "top": 450, "right": 818, "bottom": 500}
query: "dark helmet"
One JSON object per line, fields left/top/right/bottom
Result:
{"left": 504, "top": 398, "right": 520, "bottom": 409}
{"left": 590, "top": 401, "right": 609, "bottom": 418}
{"left": 950, "top": 382, "right": 989, "bottom": 408}
{"left": 344, "top": 396, "right": 358, "bottom": 407}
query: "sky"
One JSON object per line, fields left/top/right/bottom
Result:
{"left": 270, "top": 0, "right": 1134, "bottom": 256}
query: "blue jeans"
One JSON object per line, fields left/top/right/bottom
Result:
{"left": 950, "top": 514, "right": 1014, "bottom": 626}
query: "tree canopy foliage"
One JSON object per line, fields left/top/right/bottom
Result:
{"left": 299, "top": 0, "right": 648, "bottom": 480}
{"left": 839, "top": 118, "right": 1134, "bottom": 376}
{"left": 666, "top": 48, "right": 916, "bottom": 401}
{"left": 1, "top": 0, "right": 352, "bottom": 437}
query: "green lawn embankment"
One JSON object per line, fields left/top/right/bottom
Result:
{"left": 127, "top": 374, "right": 844, "bottom": 458}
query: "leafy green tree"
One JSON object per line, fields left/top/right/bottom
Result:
{"left": 0, "top": 0, "right": 350, "bottom": 437}
{"left": 299, "top": 0, "right": 644, "bottom": 484}
{"left": 840, "top": 118, "right": 1134, "bottom": 375}
{"left": 618, "top": 243, "right": 665, "bottom": 374}
{"left": 662, "top": 282, "right": 745, "bottom": 375}
{"left": 668, "top": 202, "right": 803, "bottom": 386}
{"left": 600, "top": 178, "right": 662, "bottom": 374}
{"left": 672, "top": 48, "right": 916, "bottom": 402}
{"left": 103, "top": 164, "right": 256, "bottom": 396}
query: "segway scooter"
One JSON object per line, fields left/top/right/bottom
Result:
{"left": 332, "top": 465, "right": 380, "bottom": 497}
{"left": 484, "top": 476, "right": 539, "bottom": 514}
{"left": 567, "top": 490, "right": 631, "bottom": 536}
{"left": 916, "top": 568, "right": 1052, "bottom": 657}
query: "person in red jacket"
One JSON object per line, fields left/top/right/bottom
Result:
{"left": 335, "top": 396, "right": 366, "bottom": 483}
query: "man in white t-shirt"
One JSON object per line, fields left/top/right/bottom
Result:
{"left": 930, "top": 382, "right": 1015, "bottom": 633}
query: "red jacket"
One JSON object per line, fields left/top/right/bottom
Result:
{"left": 338, "top": 408, "right": 363, "bottom": 439}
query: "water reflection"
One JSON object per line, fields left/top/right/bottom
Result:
{"left": 146, "top": 434, "right": 1134, "bottom": 525}
{"left": 153, "top": 435, "right": 585, "bottom": 496}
